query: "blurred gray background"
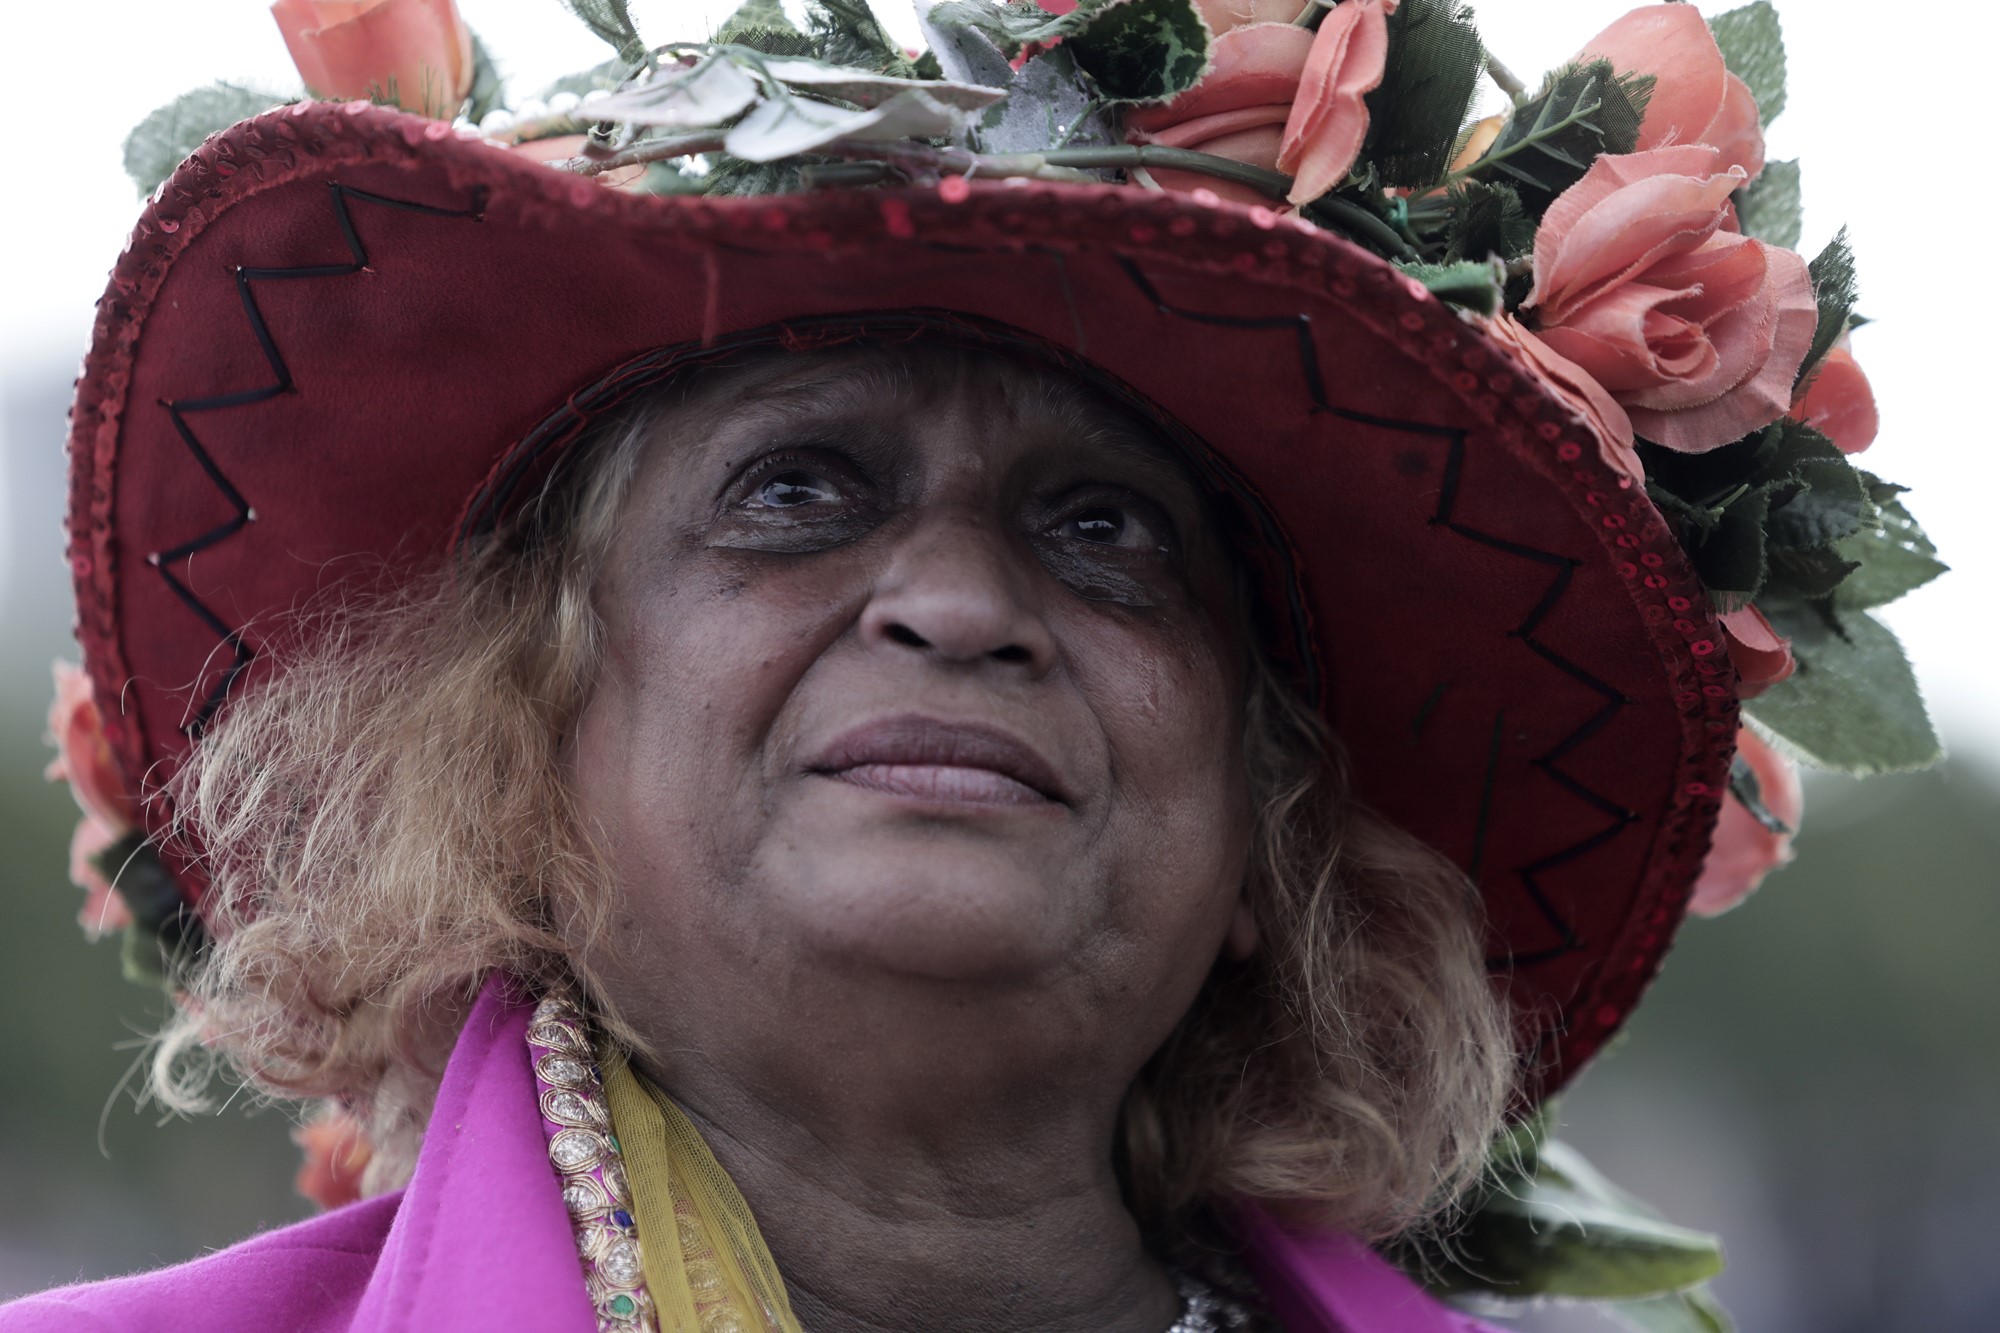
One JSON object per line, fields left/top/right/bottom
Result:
{"left": 3, "top": 2, "right": 1995, "bottom": 1330}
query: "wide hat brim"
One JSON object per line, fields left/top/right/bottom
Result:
{"left": 69, "top": 103, "right": 1736, "bottom": 1097}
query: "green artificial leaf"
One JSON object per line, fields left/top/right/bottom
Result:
{"left": 123, "top": 83, "right": 289, "bottom": 196}
{"left": 1735, "top": 157, "right": 1800, "bottom": 249}
{"left": 560, "top": 0, "right": 648, "bottom": 65}
{"left": 1407, "top": 1137, "right": 1727, "bottom": 1302}
{"left": 717, "top": 26, "right": 820, "bottom": 57}
{"left": 538, "top": 56, "right": 641, "bottom": 102}
{"left": 758, "top": 56, "right": 1005, "bottom": 110}
{"left": 919, "top": 2, "right": 1017, "bottom": 89}
{"left": 1746, "top": 607, "right": 1941, "bottom": 773}
{"left": 1765, "top": 447, "right": 1870, "bottom": 550}
{"left": 979, "top": 47, "right": 1120, "bottom": 153}
{"left": 1643, "top": 420, "right": 1875, "bottom": 608}
{"left": 1443, "top": 179, "right": 1536, "bottom": 263}
{"left": 1065, "top": 0, "right": 1210, "bottom": 103}
{"left": 465, "top": 31, "right": 506, "bottom": 124}
{"left": 1765, "top": 543, "right": 1859, "bottom": 599}
{"left": 1394, "top": 258, "right": 1506, "bottom": 315}
{"left": 1609, "top": 1287, "right": 1737, "bottom": 1333}
{"left": 1451, "top": 1148, "right": 1727, "bottom": 1299}
{"left": 1363, "top": 0, "right": 1484, "bottom": 188}
{"left": 704, "top": 153, "right": 811, "bottom": 194}
{"left": 1680, "top": 484, "right": 1770, "bottom": 608}
{"left": 86, "top": 831, "right": 207, "bottom": 989}
{"left": 585, "top": 55, "right": 760, "bottom": 129}
{"left": 716, "top": 0, "right": 801, "bottom": 41}
{"left": 1728, "top": 751, "right": 1793, "bottom": 835}
{"left": 1799, "top": 228, "right": 1858, "bottom": 386}
{"left": 725, "top": 86, "right": 981, "bottom": 160}
{"left": 1462, "top": 60, "right": 1653, "bottom": 215}
{"left": 927, "top": 0, "right": 1210, "bottom": 103}
{"left": 809, "top": 0, "right": 910, "bottom": 72}
{"left": 1833, "top": 492, "right": 1948, "bottom": 611}
{"left": 1708, "top": 1, "right": 1786, "bottom": 126}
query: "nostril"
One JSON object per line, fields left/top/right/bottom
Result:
{"left": 990, "top": 644, "right": 1032, "bottom": 665}
{"left": 884, "top": 622, "right": 929, "bottom": 649}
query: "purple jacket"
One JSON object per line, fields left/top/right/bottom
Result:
{"left": 1, "top": 980, "right": 1494, "bottom": 1332}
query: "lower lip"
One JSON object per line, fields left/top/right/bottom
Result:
{"left": 822, "top": 764, "right": 1055, "bottom": 807}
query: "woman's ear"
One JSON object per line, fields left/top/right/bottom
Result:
{"left": 1224, "top": 894, "right": 1259, "bottom": 961}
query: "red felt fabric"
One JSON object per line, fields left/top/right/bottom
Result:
{"left": 66, "top": 104, "right": 1737, "bottom": 1097}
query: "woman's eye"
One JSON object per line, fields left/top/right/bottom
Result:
{"left": 749, "top": 470, "right": 840, "bottom": 509}
{"left": 1056, "top": 504, "right": 1167, "bottom": 554}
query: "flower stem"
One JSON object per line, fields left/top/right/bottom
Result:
{"left": 567, "top": 136, "right": 1419, "bottom": 259}
{"left": 1485, "top": 53, "right": 1527, "bottom": 100}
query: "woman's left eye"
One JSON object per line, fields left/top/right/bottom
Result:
{"left": 1053, "top": 503, "right": 1168, "bottom": 555}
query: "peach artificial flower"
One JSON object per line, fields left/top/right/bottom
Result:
{"left": 70, "top": 816, "right": 135, "bottom": 941}
{"left": 1791, "top": 344, "right": 1879, "bottom": 455}
{"left": 1522, "top": 144, "right": 1817, "bottom": 453}
{"left": 294, "top": 1106, "right": 375, "bottom": 1210}
{"left": 1580, "top": 4, "right": 1764, "bottom": 181}
{"left": 271, "top": 0, "right": 475, "bottom": 119}
{"left": 1691, "top": 726, "right": 1801, "bottom": 917}
{"left": 1449, "top": 113, "right": 1504, "bottom": 173}
{"left": 1719, "top": 604, "right": 1794, "bottom": 698}
{"left": 1276, "top": 0, "right": 1398, "bottom": 206}
{"left": 1480, "top": 313, "right": 1642, "bottom": 486}
{"left": 46, "top": 661, "right": 139, "bottom": 836}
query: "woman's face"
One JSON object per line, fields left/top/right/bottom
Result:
{"left": 569, "top": 345, "right": 1256, "bottom": 1095}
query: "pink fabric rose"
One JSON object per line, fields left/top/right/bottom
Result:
{"left": 1580, "top": 4, "right": 1764, "bottom": 181}
{"left": 1523, "top": 145, "right": 1818, "bottom": 453}
{"left": 1692, "top": 726, "right": 1801, "bottom": 916}
{"left": 47, "top": 661, "right": 142, "bottom": 939}
{"left": 1480, "top": 313, "right": 1642, "bottom": 486}
{"left": 294, "top": 1106, "right": 375, "bottom": 1209}
{"left": 46, "top": 661, "right": 139, "bottom": 835}
{"left": 70, "top": 816, "right": 135, "bottom": 941}
{"left": 1791, "top": 344, "right": 1879, "bottom": 455}
{"left": 1275, "top": 0, "right": 1397, "bottom": 206}
{"left": 1719, "top": 604, "right": 1794, "bottom": 698}
{"left": 271, "top": 0, "right": 474, "bottom": 119}
{"left": 1124, "top": 0, "right": 1394, "bottom": 208}
{"left": 1125, "top": 22, "right": 1315, "bottom": 205}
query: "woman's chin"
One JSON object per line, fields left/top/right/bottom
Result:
{"left": 748, "top": 837, "right": 1096, "bottom": 985}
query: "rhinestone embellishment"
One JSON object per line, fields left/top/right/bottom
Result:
{"left": 531, "top": 994, "right": 656, "bottom": 1332}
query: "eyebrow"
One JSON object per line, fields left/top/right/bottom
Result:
{"left": 718, "top": 354, "right": 1193, "bottom": 483}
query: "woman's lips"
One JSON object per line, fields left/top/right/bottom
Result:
{"left": 829, "top": 763, "right": 1049, "bottom": 805}
{"left": 806, "top": 716, "right": 1071, "bottom": 807}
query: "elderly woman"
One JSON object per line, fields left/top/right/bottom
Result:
{"left": 13, "top": 0, "right": 1915, "bottom": 1329}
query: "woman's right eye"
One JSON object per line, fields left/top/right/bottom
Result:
{"left": 748, "top": 470, "right": 841, "bottom": 509}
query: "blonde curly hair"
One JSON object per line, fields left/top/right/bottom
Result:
{"left": 154, "top": 346, "right": 1517, "bottom": 1238}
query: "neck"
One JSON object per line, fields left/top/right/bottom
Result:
{"left": 632, "top": 1031, "right": 1180, "bottom": 1333}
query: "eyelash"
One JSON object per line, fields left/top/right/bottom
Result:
{"left": 729, "top": 448, "right": 863, "bottom": 508}
{"left": 723, "top": 450, "right": 1181, "bottom": 563}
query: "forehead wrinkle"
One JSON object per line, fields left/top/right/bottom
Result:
{"left": 719, "top": 355, "right": 932, "bottom": 430}
{"left": 1016, "top": 372, "right": 1195, "bottom": 490}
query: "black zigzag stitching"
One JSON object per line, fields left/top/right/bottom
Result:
{"left": 150, "top": 181, "right": 486, "bottom": 736}
{"left": 1118, "top": 257, "right": 1636, "bottom": 969}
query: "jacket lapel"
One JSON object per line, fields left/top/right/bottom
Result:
{"left": 1232, "top": 1204, "right": 1475, "bottom": 1333}
{"left": 349, "top": 975, "right": 596, "bottom": 1333}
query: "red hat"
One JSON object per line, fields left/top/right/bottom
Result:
{"left": 66, "top": 102, "right": 1734, "bottom": 1097}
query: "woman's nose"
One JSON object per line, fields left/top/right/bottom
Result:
{"left": 859, "top": 516, "right": 1058, "bottom": 676}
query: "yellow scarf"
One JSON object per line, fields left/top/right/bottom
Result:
{"left": 601, "top": 1058, "right": 804, "bottom": 1333}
